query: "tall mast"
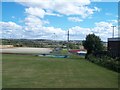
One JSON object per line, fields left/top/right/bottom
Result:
{"left": 111, "top": 26, "right": 116, "bottom": 38}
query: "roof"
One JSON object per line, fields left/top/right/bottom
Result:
{"left": 69, "top": 50, "right": 87, "bottom": 54}
{"left": 108, "top": 38, "right": 120, "bottom": 41}
{"left": 69, "top": 50, "right": 81, "bottom": 53}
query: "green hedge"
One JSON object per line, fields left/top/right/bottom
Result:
{"left": 87, "top": 54, "right": 120, "bottom": 72}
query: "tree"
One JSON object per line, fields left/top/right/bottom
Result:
{"left": 69, "top": 43, "right": 75, "bottom": 49}
{"left": 83, "top": 34, "right": 104, "bottom": 55}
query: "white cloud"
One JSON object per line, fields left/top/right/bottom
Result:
{"left": 0, "top": 21, "right": 66, "bottom": 39}
{"left": 68, "top": 26, "right": 92, "bottom": 40}
{"left": 25, "top": 7, "right": 45, "bottom": 18}
{"left": 15, "top": 0, "right": 91, "bottom": 6}
{"left": 0, "top": 21, "right": 22, "bottom": 30}
{"left": 43, "top": 20, "right": 50, "bottom": 25}
{"left": 92, "top": 21, "right": 118, "bottom": 41}
{"left": 68, "top": 17, "right": 83, "bottom": 22}
{"left": 1, "top": 20, "right": 118, "bottom": 41}
{"left": 23, "top": 26, "right": 66, "bottom": 40}
{"left": 0, "top": 21, "right": 24, "bottom": 38}
{"left": 108, "top": 20, "right": 118, "bottom": 24}
{"left": 94, "top": 7, "right": 101, "bottom": 12}
{"left": 24, "top": 15, "right": 43, "bottom": 28}
{"left": 53, "top": 2, "right": 96, "bottom": 18}
{"left": 17, "top": 0, "right": 100, "bottom": 18}
{"left": 42, "top": 27, "right": 64, "bottom": 34}
{"left": 95, "top": 21, "right": 113, "bottom": 28}
{"left": 45, "top": 10, "right": 62, "bottom": 17}
{"left": 67, "top": 21, "right": 118, "bottom": 41}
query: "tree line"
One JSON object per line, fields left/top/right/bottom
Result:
{"left": 83, "top": 34, "right": 119, "bottom": 72}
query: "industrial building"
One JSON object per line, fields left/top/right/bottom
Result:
{"left": 108, "top": 38, "right": 120, "bottom": 58}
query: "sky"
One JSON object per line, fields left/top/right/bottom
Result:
{"left": 0, "top": 0, "right": 119, "bottom": 41}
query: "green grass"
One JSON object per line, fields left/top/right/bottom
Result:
{"left": 2, "top": 54, "right": 118, "bottom": 88}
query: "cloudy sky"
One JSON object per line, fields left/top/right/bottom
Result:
{"left": 1, "top": 0, "right": 118, "bottom": 41}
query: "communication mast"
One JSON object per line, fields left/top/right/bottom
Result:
{"left": 111, "top": 26, "right": 116, "bottom": 38}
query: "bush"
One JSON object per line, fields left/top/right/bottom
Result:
{"left": 86, "top": 54, "right": 120, "bottom": 72}
{"left": 14, "top": 44, "right": 23, "bottom": 47}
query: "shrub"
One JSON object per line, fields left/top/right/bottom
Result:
{"left": 86, "top": 54, "right": 120, "bottom": 72}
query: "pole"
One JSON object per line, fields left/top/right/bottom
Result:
{"left": 111, "top": 26, "right": 116, "bottom": 38}
{"left": 68, "top": 30, "right": 69, "bottom": 42}
{"left": 67, "top": 30, "right": 69, "bottom": 51}
{"left": 9, "top": 36, "right": 11, "bottom": 45}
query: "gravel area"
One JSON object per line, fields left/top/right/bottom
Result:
{"left": 0, "top": 47, "right": 53, "bottom": 54}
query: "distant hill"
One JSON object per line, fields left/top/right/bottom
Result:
{"left": 1, "top": 39, "right": 106, "bottom": 49}
{"left": 0, "top": 39, "right": 83, "bottom": 48}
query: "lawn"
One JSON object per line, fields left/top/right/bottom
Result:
{"left": 2, "top": 54, "right": 118, "bottom": 88}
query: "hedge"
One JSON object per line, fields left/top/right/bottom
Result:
{"left": 87, "top": 54, "right": 120, "bottom": 72}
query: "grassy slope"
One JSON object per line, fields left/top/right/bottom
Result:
{"left": 2, "top": 54, "right": 118, "bottom": 88}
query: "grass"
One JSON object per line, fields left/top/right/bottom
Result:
{"left": 2, "top": 54, "right": 118, "bottom": 88}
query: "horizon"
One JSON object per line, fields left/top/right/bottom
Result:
{"left": 1, "top": 38, "right": 108, "bottom": 43}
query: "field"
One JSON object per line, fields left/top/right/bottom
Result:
{"left": 2, "top": 54, "right": 118, "bottom": 88}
